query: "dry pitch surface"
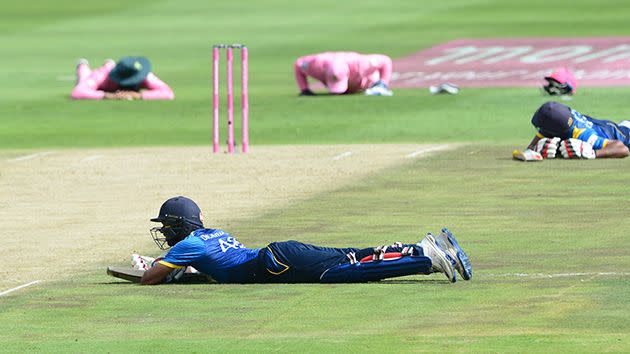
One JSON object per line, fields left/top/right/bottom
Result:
{"left": 0, "top": 144, "right": 452, "bottom": 290}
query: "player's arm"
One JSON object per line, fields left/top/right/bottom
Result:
{"left": 140, "top": 263, "right": 174, "bottom": 285}
{"left": 372, "top": 54, "right": 393, "bottom": 84}
{"left": 526, "top": 135, "right": 542, "bottom": 150}
{"left": 595, "top": 140, "right": 629, "bottom": 158}
{"left": 141, "top": 73, "right": 175, "bottom": 100}
{"left": 294, "top": 58, "right": 315, "bottom": 96}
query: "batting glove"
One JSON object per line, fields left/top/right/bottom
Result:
{"left": 559, "top": 138, "right": 596, "bottom": 159}
{"left": 535, "top": 137, "right": 561, "bottom": 159}
{"left": 131, "top": 253, "right": 154, "bottom": 271}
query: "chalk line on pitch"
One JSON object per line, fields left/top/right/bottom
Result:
{"left": 332, "top": 151, "right": 353, "bottom": 160}
{"left": 0, "top": 280, "right": 41, "bottom": 297}
{"left": 405, "top": 144, "right": 451, "bottom": 158}
{"left": 81, "top": 154, "right": 104, "bottom": 162}
{"left": 7, "top": 152, "right": 53, "bottom": 163}
{"left": 483, "top": 272, "right": 630, "bottom": 279}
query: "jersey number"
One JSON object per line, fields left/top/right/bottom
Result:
{"left": 219, "top": 237, "right": 242, "bottom": 252}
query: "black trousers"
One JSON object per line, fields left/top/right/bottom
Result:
{"left": 250, "top": 240, "right": 423, "bottom": 283}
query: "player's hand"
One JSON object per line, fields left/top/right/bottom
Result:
{"left": 535, "top": 137, "right": 561, "bottom": 159}
{"left": 105, "top": 90, "right": 142, "bottom": 100}
{"left": 299, "top": 88, "right": 316, "bottom": 96}
{"left": 131, "top": 253, "right": 154, "bottom": 271}
{"left": 115, "top": 90, "right": 142, "bottom": 100}
{"left": 559, "top": 138, "right": 596, "bottom": 159}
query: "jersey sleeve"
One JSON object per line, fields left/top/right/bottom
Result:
{"left": 140, "top": 73, "right": 175, "bottom": 100}
{"left": 573, "top": 127, "right": 609, "bottom": 149}
{"left": 159, "top": 237, "right": 205, "bottom": 268}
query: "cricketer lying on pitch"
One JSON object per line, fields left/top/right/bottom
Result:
{"left": 109, "top": 196, "right": 473, "bottom": 285}
{"left": 515, "top": 101, "right": 630, "bottom": 161}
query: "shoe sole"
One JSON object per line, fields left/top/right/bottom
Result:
{"left": 440, "top": 228, "right": 472, "bottom": 280}
{"left": 425, "top": 234, "right": 456, "bottom": 283}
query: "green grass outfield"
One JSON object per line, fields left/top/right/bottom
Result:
{"left": 2, "top": 0, "right": 630, "bottom": 352}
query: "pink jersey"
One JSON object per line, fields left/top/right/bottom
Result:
{"left": 71, "top": 61, "right": 174, "bottom": 100}
{"left": 294, "top": 52, "right": 392, "bottom": 94}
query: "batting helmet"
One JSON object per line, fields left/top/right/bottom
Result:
{"left": 149, "top": 196, "right": 204, "bottom": 249}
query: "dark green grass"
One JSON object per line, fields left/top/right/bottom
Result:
{"left": 1, "top": 147, "right": 629, "bottom": 352}
{"left": 2, "top": 0, "right": 630, "bottom": 148}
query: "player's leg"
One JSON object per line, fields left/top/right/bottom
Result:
{"left": 88, "top": 58, "right": 116, "bottom": 83}
{"left": 359, "top": 237, "right": 461, "bottom": 282}
{"left": 259, "top": 240, "right": 357, "bottom": 283}
{"left": 75, "top": 58, "right": 92, "bottom": 85}
{"left": 320, "top": 237, "right": 458, "bottom": 283}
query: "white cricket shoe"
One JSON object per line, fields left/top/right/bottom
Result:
{"left": 420, "top": 233, "right": 456, "bottom": 283}
{"left": 436, "top": 228, "right": 472, "bottom": 280}
{"left": 365, "top": 80, "right": 393, "bottom": 96}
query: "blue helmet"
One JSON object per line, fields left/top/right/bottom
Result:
{"left": 150, "top": 196, "right": 204, "bottom": 249}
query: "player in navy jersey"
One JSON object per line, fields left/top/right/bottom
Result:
{"left": 139, "top": 196, "right": 473, "bottom": 285}
{"left": 526, "top": 101, "right": 630, "bottom": 159}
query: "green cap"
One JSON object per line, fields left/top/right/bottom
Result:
{"left": 108, "top": 56, "right": 151, "bottom": 88}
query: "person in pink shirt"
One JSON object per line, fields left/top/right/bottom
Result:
{"left": 71, "top": 57, "right": 174, "bottom": 100}
{"left": 294, "top": 52, "right": 393, "bottom": 96}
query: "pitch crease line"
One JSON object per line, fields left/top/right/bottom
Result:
{"left": 405, "top": 144, "right": 451, "bottom": 158}
{"left": 7, "top": 151, "right": 53, "bottom": 162}
{"left": 0, "top": 280, "right": 41, "bottom": 297}
{"left": 485, "top": 272, "right": 630, "bottom": 279}
{"left": 332, "top": 151, "right": 353, "bottom": 160}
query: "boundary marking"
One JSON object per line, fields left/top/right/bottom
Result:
{"left": 0, "top": 280, "right": 41, "bottom": 297}
{"left": 7, "top": 151, "right": 53, "bottom": 163}
{"left": 332, "top": 151, "right": 353, "bottom": 160}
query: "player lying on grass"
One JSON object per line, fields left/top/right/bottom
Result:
{"left": 294, "top": 52, "right": 393, "bottom": 96}
{"left": 136, "top": 196, "right": 472, "bottom": 285}
{"left": 71, "top": 57, "right": 174, "bottom": 100}
{"left": 525, "top": 101, "right": 630, "bottom": 159}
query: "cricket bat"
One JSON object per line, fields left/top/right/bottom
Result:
{"left": 512, "top": 149, "right": 543, "bottom": 162}
{"left": 107, "top": 266, "right": 145, "bottom": 283}
{"left": 106, "top": 266, "right": 213, "bottom": 284}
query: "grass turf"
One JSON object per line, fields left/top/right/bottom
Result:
{"left": 1, "top": 146, "right": 629, "bottom": 352}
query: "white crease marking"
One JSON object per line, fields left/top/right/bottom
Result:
{"left": 0, "top": 280, "right": 41, "bottom": 297}
{"left": 7, "top": 152, "right": 53, "bottom": 162}
{"left": 405, "top": 144, "right": 451, "bottom": 158}
{"left": 484, "top": 272, "right": 630, "bottom": 279}
{"left": 332, "top": 151, "right": 353, "bottom": 160}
